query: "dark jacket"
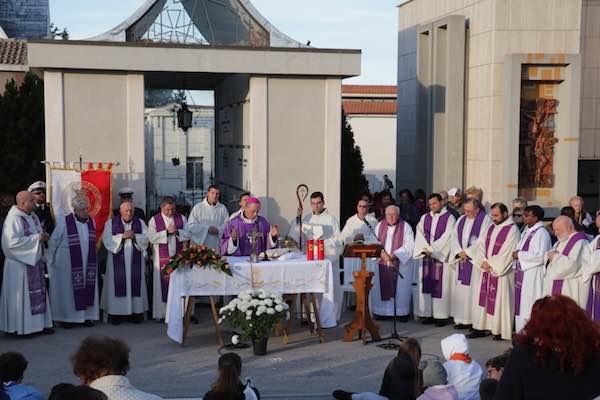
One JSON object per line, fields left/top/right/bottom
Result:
{"left": 379, "top": 352, "right": 416, "bottom": 400}
{"left": 203, "top": 384, "right": 260, "bottom": 400}
{"left": 494, "top": 345, "right": 600, "bottom": 400}
{"left": 34, "top": 203, "right": 55, "bottom": 234}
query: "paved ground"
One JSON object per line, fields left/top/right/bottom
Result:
{"left": 0, "top": 307, "right": 510, "bottom": 399}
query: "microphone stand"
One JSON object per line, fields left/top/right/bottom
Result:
{"left": 376, "top": 263, "right": 407, "bottom": 350}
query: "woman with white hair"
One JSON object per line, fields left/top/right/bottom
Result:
{"left": 47, "top": 195, "right": 99, "bottom": 327}
{"left": 569, "top": 196, "right": 593, "bottom": 228}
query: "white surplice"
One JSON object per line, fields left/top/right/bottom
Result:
{"left": 0, "top": 206, "right": 52, "bottom": 334}
{"left": 47, "top": 217, "right": 99, "bottom": 323}
{"left": 147, "top": 214, "right": 190, "bottom": 320}
{"left": 449, "top": 213, "right": 492, "bottom": 325}
{"left": 514, "top": 222, "right": 552, "bottom": 332}
{"left": 288, "top": 209, "right": 343, "bottom": 327}
{"left": 581, "top": 235, "right": 600, "bottom": 313}
{"left": 412, "top": 208, "right": 456, "bottom": 319}
{"left": 371, "top": 221, "right": 414, "bottom": 316}
{"left": 340, "top": 214, "right": 379, "bottom": 290}
{"left": 187, "top": 198, "right": 229, "bottom": 253}
{"left": 102, "top": 218, "right": 150, "bottom": 316}
{"left": 543, "top": 231, "right": 588, "bottom": 307}
{"left": 472, "top": 217, "right": 519, "bottom": 340}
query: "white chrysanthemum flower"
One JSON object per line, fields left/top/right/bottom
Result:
{"left": 246, "top": 310, "right": 253, "bottom": 317}
{"left": 275, "top": 304, "right": 283, "bottom": 312}
{"left": 232, "top": 335, "right": 240, "bottom": 345}
{"left": 246, "top": 316, "right": 251, "bottom": 320}
{"left": 266, "top": 308, "right": 275, "bottom": 315}
{"left": 250, "top": 299, "right": 260, "bottom": 306}
{"left": 257, "top": 305, "right": 267, "bottom": 313}
{"left": 264, "top": 298, "right": 273, "bottom": 307}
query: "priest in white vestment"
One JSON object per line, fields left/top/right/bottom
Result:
{"left": 543, "top": 216, "right": 589, "bottom": 307}
{"left": 372, "top": 205, "right": 414, "bottom": 319}
{"left": 102, "top": 202, "right": 149, "bottom": 323}
{"left": 413, "top": 193, "right": 456, "bottom": 325}
{"left": 47, "top": 196, "right": 99, "bottom": 326}
{"left": 512, "top": 205, "right": 552, "bottom": 332}
{"left": 581, "top": 211, "right": 600, "bottom": 323}
{"left": 229, "top": 192, "right": 250, "bottom": 221}
{"left": 187, "top": 185, "right": 229, "bottom": 253}
{"left": 0, "top": 191, "right": 53, "bottom": 335}
{"left": 449, "top": 198, "right": 491, "bottom": 329}
{"left": 288, "top": 191, "right": 343, "bottom": 328}
{"left": 340, "top": 198, "right": 379, "bottom": 300}
{"left": 469, "top": 203, "right": 519, "bottom": 341}
{"left": 147, "top": 197, "right": 190, "bottom": 320}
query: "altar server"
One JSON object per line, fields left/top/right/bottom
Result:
{"left": 229, "top": 192, "right": 250, "bottom": 221}
{"left": 187, "top": 185, "right": 229, "bottom": 253}
{"left": 0, "top": 191, "right": 53, "bottom": 335}
{"left": 47, "top": 195, "right": 99, "bottom": 326}
{"left": 581, "top": 211, "right": 600, "bottom": 322}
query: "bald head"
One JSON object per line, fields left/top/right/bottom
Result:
{"left": 16, "top": 191, "right": 35, "bottom": 213}
{"left": 553, "top": 215, "right": 575, "bottom": 241}
{"left": 384, "top": 205, "right": 400, "bottom": 226}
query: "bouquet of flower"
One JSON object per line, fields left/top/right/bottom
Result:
{"left": 219, "top": 290, "right": 289, "bottom": 341}
{"left": 161, "top": 243, "right": 232, "bottom": 277}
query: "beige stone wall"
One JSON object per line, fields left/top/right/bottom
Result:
{"left": 580, "top": 0, "right": 600, "bottom": 159}
{"left": 398, "top": 0, "right": 582, "bottom": 204}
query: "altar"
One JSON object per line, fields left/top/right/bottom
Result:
{"left": 165, "top": 256, "right": 334, "bottom": 344}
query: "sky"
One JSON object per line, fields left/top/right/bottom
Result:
{"left": 49, "top": 0, "right": 402, "bottom": 85}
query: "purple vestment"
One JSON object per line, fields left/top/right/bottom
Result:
{"left": 221, "top": 214, "right": 271, "bottom": 256}
{"left": 551, "top": 232, "right": 588, "bottom": 295}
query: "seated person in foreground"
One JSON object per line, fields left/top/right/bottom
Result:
{"left": 203, "top": 353, "right": 260, "bottom": 400}
{"left": 0, "top": 352, "right": 43, "bottom": 400}
{"left": 220, "top": 198, "right": 279, "bottom": 256}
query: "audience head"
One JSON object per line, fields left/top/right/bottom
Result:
{"left": 71, "top": 336, "right": 130, "bottom": 384}
{"left": 72, "top": 196, "right": 90, "bottom": 221}
{"left": 356, "top": 199, "right": 369, "bottom": 218}
{"left": 310, "top": 192, "right": 325, "bottom": 214}
{"left": 206, "top": 185, "right": 221, "bottom": 204}
{"left": 49, "top": 384, "right": 107, "bottom": 400}
{"left": 49, "top": 384, "right": 76, "bottom": 400}
{"left": 463, "top": 198, "right": 482, "bottom": 219}
{"left": 360, "top": 192, "right": 371, "bottom": 203}
{"left": 524, "top": 205, "right": 544, "bottom": 227}
{"left": 479, "top": 378, "right": 499, "bottom": 400}
{"left": 428, "top": 193, "right": 443, "bottom": 214}
{"left": 596, "top": 209, "right": 600, "bottom": 229}
{"left": 440, "top": 334, "right": 470, "bottom": 361}
{"left": 415, "top": 189, "right": 426, "bottom": 200}
{"left": 465, "top": 186, "right": 483, "bottom": 202}
{"left": 119, "top": 201, "right": 134, "bottom": 223}
{"left": 516, "top": 295, "right": 600, "bottom": 376}
{"left": 380, "top": 191, "right": 394, "bottom": 208}
{"left": 552, "top": 215, "right": 574, "bottom": 241}
{"left": 448, "top": 187, "right": 462, "bottom": 206}
{"left": 485, "top": 350, "right": 510, "bottom": 380}
{"left": 15, "top": 191, "right": 35, "bottom": 214}
{"left": 512, "top": 207, "right": 524, "bottom": 225}
{"left": 512, "top": 197, "right": 528, "bottom": 210}
{"left": 212, "top": 352, "right": 243, "bottom": 396}
{"left": 0, "top": 352, "right": 28, "bottom": 383}
{"left": 160, "top": 196, "right": 176, "bottom": 217}
{"left": 398, "top": 189, "right": 415, "bottom": 205}
{"left": 28, "top": 182, "right": 46, "bottom": 205}
{"left": 490, "top": 202, "right": 508, "bottom": 225}
{"left": 243, "top": 198, "right": 261, "bottom": 220}
{"left": 239, "top": 192, "right": 251, "bottom": 210}
{"left": 560, "top": 206, "right": 576, "bottom": 223}
{"left": 439, "top": 191, "right": 449, "bottom": 206}
{"left": 421, "top": 358, "right": 448, "bottom": 389}
{"left": 399, "top": 338, "right": 423, "bottom": 396}
{"left": 384, "top": 205, "right": 400, "bottom": 226}
{"left": 117, "top": 187, "right": 134, "bottom": 203}
{"left": 569, "top": 196, "right": 584, "bottom": 215}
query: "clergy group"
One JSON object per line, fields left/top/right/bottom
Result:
{"left": 1, "top": 182, "right": 599, "bottom": 340}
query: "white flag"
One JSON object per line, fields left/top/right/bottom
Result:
{"left": 49, "top": 169, "right": 81, "bottom": 222}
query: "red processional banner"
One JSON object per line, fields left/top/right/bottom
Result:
{"left": 81, "top": 164, "right": 112, "bottom": 244}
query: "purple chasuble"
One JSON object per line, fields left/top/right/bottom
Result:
{"left": 154, "top": 213, "right": 184, "bottom": 302}
{"left": 586, "top": 239, "right": 600, "bottom": 322}
{"left": 422, "top": 211, "right": 451, "bottom": 298}
{"left": 19, "top": 216, "right": 47, "bottom": 315}
{"left": 514, "top": 227, "right": 542, "bottom": 316}
{"left": 220, "top": 215, "right": 271, "bottom": 256}
{"left": 111, "top": 216, "right": 143, "bottom": 298}
{"left": 551, "top": 232, "right": 588, "bottom": 295}
{"left": 479, "top": 223, "right": 513, "bottom": 316}
{"left": 65, "top": 214, "right": 97, "bottom": 311}
{"left": 377, "top": 220, "right": 405, "bottom": 301}
{"left": 456, "top": 210, "right": 485, "bottom": 285}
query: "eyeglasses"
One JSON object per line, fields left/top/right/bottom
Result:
{"left": 513, "top": 213, "right": 523, "bottom": 218}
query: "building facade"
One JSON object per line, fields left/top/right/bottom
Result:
{"left": 0, "top": 0, "right": 49, "bottom": 39}
{"left": 397, "top": 0, "right": 600, "bottom": 212}
{"left": 342, "top": 84, "right": 397, "bottom": 194}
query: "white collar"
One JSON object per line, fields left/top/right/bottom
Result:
{"left": 241, "top": 212, "right": 257, "bottom": 224}
{"left": 525, "top": 221, "right": 544, "bottom": 232}
{"left": 91, "top": 375, "right": 131, "bottom": 388}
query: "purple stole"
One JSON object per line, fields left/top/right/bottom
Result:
{"left": 111, "top": 216, "right": 143, "bottom": 298}
{"left": 514, "top": 227, "right": 543, "bottom": 316}
{"left": 377, "top": 220, "right": 405, "bottom": 300}
{"left": 65, "top": 214, "right": 97, "bottom": 311}
{"left": 422, "top": 211, "right": 451, "bottom": 298}
{"left": 479, "top": 223, "right": 513, "bottom": 316}
{"left": 154, "top": 213, "right": 184, "bottom": 302}
{"left": 586, "top": 239, "right": 600, "bottom": 322}
{"left": 456, "top": 210, "right": 485, "bottom": 285}
{"left": 551, "top": 232, "right": 588, "bottom": 295}
{"left": 19, "top": 216, "right": 47, "bottom": 315}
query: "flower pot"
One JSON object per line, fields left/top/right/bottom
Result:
{"left": 252, "top": 337, "right": 269, "bottom": 356}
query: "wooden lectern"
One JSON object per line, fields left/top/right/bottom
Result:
{"left": 343, "top": 243, "right": 382, "bottom": 344}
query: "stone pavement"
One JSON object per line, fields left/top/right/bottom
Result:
{"left": 0, "top": 308, "right": 510, "bottom": 399}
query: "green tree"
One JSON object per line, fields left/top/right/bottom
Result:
{"left": 49, "top": 23, "right": 69, "bottom": 40}
{"left": 0, "top": 73, "right": 45, "bottom": 195}
{"left": 340, "top": 110, "right": 369, "bottom": 226}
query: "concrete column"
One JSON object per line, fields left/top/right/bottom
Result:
{"left": 324, "top": 78, "right": 342, "bottom": 222}
{"left": 126, "top": 73, "right": 146, "bottom": 209}
{"left": 43, "top": 71, "right": 65, "bottom": 165}
{"left": 249, "top": 76, "right": 269, "bottom": 212}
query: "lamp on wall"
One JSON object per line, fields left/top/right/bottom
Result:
{"left": 177, "top": 102, "right": 193, "bottom": 133}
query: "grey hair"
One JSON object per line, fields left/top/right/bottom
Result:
{"left": 569, "top": 195, "right": 583, "bottom": 205}
{"left": 385, "top": 205, "right": 400, "bottom": 215}
{"left": 464, "top": 197, "right": 482, "bottom": 210}
{"left": 512, "top": 197, "right": 528, "bottom": 209}
{"left": 72, "top": 197, "right": 89, "bottom": 211}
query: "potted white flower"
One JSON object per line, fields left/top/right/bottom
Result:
{"left": 219, "top": 290, "right": 289, "bottom": 355}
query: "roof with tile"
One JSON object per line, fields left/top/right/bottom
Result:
{"left": 0, "top": 39, "right": 27, "bottom": 65}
